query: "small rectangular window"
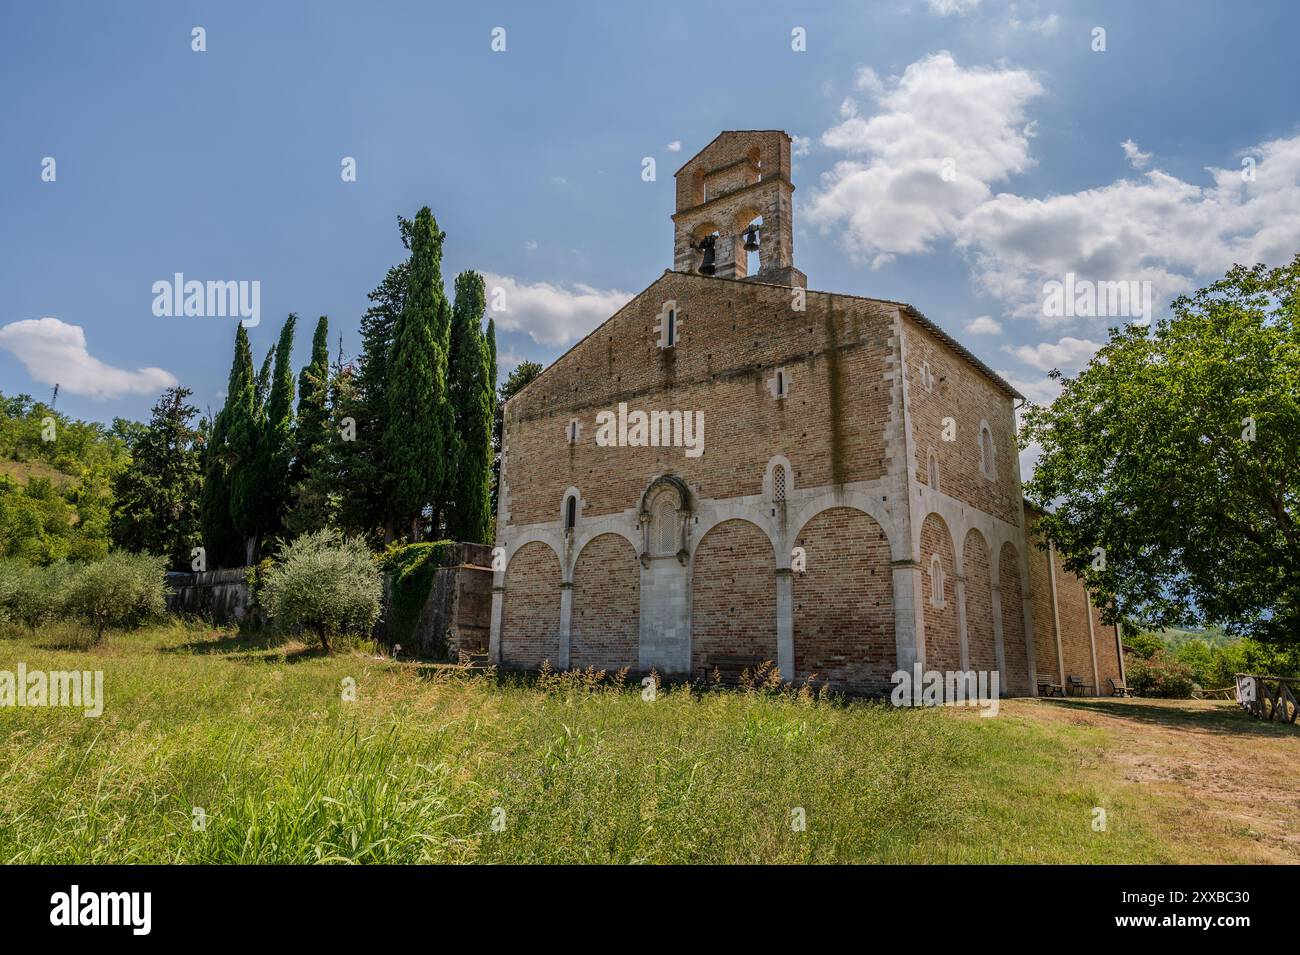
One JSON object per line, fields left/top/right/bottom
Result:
{"left": 666, "top": 310, "right": 676, "bottom": 348}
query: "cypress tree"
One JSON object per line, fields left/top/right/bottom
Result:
{"left": 446, "top": 271, "right": 493, "bottom": 543}
{"left": 286, "top": 316, "right": 332, "bottom": 536}
{"left": 338, "top": 216, "right": 411, "bottom": 543}
{"left": 221, "top": 325, "right": 260, "bottom": 565}
{"left": 260, "top": 313, "right": 298, "bottom": 548}
{"left": 384, "top": 207, "right": 451, "bottom": 542}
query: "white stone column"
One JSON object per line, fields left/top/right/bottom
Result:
{"left": 558, "top": 581, "right": 573, "bottom": 670}
{"left": 488, "top": 585, "right": 505, "bottom": 664}
{"left": 892, "top": 561, "right": 923, "bottom": 677}
{"left": 775, "top": 568, "right": 794, "bottom": 681}
{"left": 954, "top": 575, "right": 970, "bottom": 672}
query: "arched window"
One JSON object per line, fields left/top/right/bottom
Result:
{"left": 929, "top": 555, "right": 945, "bottom": 609}
{"left": 565, "top": 495, "right": 577, "bottom": 532}
{"left": 653, "top": 499, "right": 677, "bottom": 555}
{"left": 927, "top": 449, "right": 940, "bottom": 493}
{"left": 773, "top": 464, "right": 787, "bottom": 503}
{"left": 666, "top": 308, "right": 676, "bottom": 348}
{"left": 980, "top": 424, "right": 997, "bottom": 480}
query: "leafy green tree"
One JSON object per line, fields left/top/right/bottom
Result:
{"left": 1023, "top": 256, "right": 1300, "bottom": 646}
{"left": 385, "top": 207, "right": 453, "bottom": 541}
{"left": 110, "top": 387, "right": 203, "bottom": 569}
{"left": 491, "top": 360, "right": 543, "bottom": 522}
{"left": 446, "top": 271, "right": 493, "bottom": 543}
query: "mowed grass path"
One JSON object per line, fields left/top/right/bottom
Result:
{"left": 1, "top": 621, "right": 1292, "bottom": 864}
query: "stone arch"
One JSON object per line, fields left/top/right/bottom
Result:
{"left": 501, "top": 541, "right": 561, "bottom": 669}
{"left": 571, "top": 533, "right": 640, "bottom": 671}
{"left": 920, "top": 512, "right": 960, "bottom": 672}
{"left": 690, "top": 519, "right": 777, "bottom": 677}
{"left": 998, "top": 540, "right": 1030, "bottom": 695}
{"left": 963, "top": 528, "right": 997, "bottom": 674}
{"left": 790, "top": 491, "right": 902, "bottom": 561}
{"left": 639, "top": 475, "right": 691, "bottom": 562}
{"left": 792, "top": 507, "right": 894, "bottom": 693}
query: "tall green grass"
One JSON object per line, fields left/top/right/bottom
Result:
{"left": 0, "top": 621, "right": 1185, "bottom": 863}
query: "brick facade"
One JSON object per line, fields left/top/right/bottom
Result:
{"left": 570, "top": 533, "right": 640, "bottom": 671}
{"left": 792, "top": 507, "right": 895, "bottom": 693}
{"left": 490, "top": 130, "right": 1119, "bottom": 698}
{"left": 690, "top": 519, "right": 778, "bottom": 675}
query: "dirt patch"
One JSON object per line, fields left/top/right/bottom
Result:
{"left": 1005, "top": 697, "right": 1300, "bottom": 863}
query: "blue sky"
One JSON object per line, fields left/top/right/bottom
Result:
{"left": 3, "top": 0, "right": 1298, "bottom": 469}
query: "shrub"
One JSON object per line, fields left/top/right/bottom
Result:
{"left": 260, "top": 529, "right": 381, "bottom": 652}
{"left": 64, "top": 552, "right": 168, "bottom": 642}
{"left": 0, "top": 559, "right": 75, "bottom": 632}
{"left": 380, "top": 540, "right": 454, "bottom": 648}
{"left": 1125, "top": 650, "right": 1196, "bottom": 698}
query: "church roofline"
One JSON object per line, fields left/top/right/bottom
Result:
{"left": 673, "top": 130, "right": 791, "bottom": 177}
{"left": 505, "top": 269, "right": 1023, "bottom": 410}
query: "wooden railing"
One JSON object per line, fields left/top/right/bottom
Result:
{"left": 1234, "top": 673, "right": 1300, "bottom": 723}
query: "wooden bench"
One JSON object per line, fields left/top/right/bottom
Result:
{"left": 1067, "top": 674, "right": 1093, "bottom": 697}
{"left": 1107, "top": 677, "right": 1131, "bottom": 697}
{"left": 699, "top": 654, "right": 769, "bottom": 685}
{"left": 1037, "top": 680, "right": 1066, "bottom": 697}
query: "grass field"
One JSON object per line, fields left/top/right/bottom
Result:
{"left": 1, "top": 619, "right": 1296, "bottom": 864}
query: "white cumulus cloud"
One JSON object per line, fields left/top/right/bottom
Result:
{"left": 965, "top": 315, "right": 1002, "bottom": 334}
{"left": 1121, "top": 138, "right": 1152, "bottom": 169}
{"left": 482, "top": 273, "right": 633, "bottom": 347}
{"left": 1003, "top": 336, "right": 1102, "bottom": 373}
{"left": 0, "top": 317, "right": 177, "bottom": 400}
{"left": 804, "top": 52, "right": 1045, "bottom": 264}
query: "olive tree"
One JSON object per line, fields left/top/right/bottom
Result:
{"left": 259, "top": 529, "right": 381, "bottom": 652}
{"left": 64, "top": 553, "right": 168, "bottom": 642}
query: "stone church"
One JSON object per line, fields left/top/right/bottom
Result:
{"left": 490, "top": 131, "right": 1123, "bottom": 697}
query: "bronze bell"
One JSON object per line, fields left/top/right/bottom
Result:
{"left": 697, "top": 235, "right": 717, "bottom": 275}
{"left": 743, "top": 225, "right": 760, "bottom": 253}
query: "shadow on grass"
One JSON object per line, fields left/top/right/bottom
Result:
{"left": 1039, "top": 696, "right": 1299, "bottom": 737}
{"left": 162, "top": 629, "right": 290, "bottom": 657}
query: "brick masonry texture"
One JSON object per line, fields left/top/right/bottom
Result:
{"left": 500, "top": 541, "right": 561, "bottom": 668}
{"left": 999, "top": 540, "right": 1031, "bottom": 695}
{"left": 907, "top": 319, "right": 1020, "bottom": 526}
{"left": 792, "top": 507, "right": 895, "bottom": 692}
{"left": 690, "top": 520, "right": 778, "bottom": 674}
{"left": 921, "top": 512, "right": 961, "bottom": 673}
{"left": 1025, "top": 508, "right": 1124, "bottom": 690}
{"left": 503, "top": 271, "right": 895, "bottom": 525}
{"left": 570, "top": 533, "right": 639, "bottom": 671}
{"left": 963, "top": 529, "right": 997, "bottom": 674}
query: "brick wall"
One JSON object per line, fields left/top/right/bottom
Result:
{"left": 570, "top": 533, "right": 639, "bottom": 671}
{"left": 792, "top": 507, "right": 894, "bottom": 692}
{"left": 502, "top": 273, "right": 896, "bottom": 526}
{"left": 921, "top": 512, "right": 961, "bottom": 673}
{"left": 500, "top": 542, "right": 561, "bottom": 668}
{"left": 690, "top": 520, "right": 778, "bottom": 676}
{"left": 1024, "top": 508, "right": 1124, "bottom": 694}
{"left": 998, "top": 541, "right": 1031, "bottom": 695}
{"left": 963, "top": 528, "right": 997, "bottom": 674}
{"left": 905, "top": 318, "right": 1020, "bottom": 527}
